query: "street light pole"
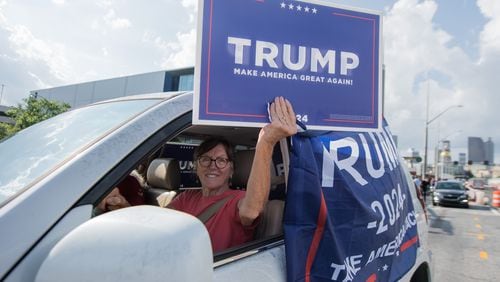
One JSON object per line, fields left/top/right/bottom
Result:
{"left": 423, "top": 88, "right": 429, "bottom": 177}
{"left": 423, "top": 104, "right": 463, "bottom": 178}
{"left": 0, "top": 84, "right": 5, "bottom": 105}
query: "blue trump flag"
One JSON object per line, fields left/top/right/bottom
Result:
{"left": 284, "top": 122, "right": 419, "bottom": 281}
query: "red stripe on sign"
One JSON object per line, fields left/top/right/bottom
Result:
{"left": 400, "top": 235, "right": 419, "bottom": 252}
{"left": 305, "top": 191, "right": 328, "bottom": 282}
{"left": 366, "top": 273, "right": 377, "bottom": 282}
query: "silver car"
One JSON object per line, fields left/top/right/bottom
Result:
{"left": 432, "top": 180, "right": 469, "bottom": 208}
{"left": 0, "top": 92, "right": 431, "bottom": 281}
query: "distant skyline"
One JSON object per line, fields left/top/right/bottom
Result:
{"left": 468, "top": 136, "right": 495, "bottom": 164}
{"left": 1, "top": 0, "right": 499, "bottom": 163}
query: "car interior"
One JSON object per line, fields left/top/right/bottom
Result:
{"left": 93, "top": 123, "right": 288, "bottom": 259}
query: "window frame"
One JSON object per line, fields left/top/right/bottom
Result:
{"left": 76, "top": 110, "right": 288, "bottom": 264}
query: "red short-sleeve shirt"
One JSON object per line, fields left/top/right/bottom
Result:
{"left": 169, "top": 189, "right": 257, "bottom": 253}
{"left": 117, "top": 175, "right": 144, "bottom": 206}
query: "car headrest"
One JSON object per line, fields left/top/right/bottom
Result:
{"left": 146, "top": 158, "right": 180, "bottom": 190}
{"left": 232, "top": 150, "right": 255, "bottom": 188}
{"left": 232, "top": 150, "right": 285, "bottom": 189}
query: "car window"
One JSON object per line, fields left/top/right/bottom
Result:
{"left": 0, "top": 99, "right": 159, "bottom": 206}
{"left": 90, "top": 121, "right": 286, "bottom": 260}
{"left": 436, "top": 182, "right": 464, "bottom": 190}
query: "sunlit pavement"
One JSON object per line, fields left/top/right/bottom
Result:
{"left": 426, "top": 194, "right": 500, "bottom": 282}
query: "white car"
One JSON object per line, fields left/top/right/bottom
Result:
{"left": 0, "top": 92, "right": 431, "bottom": 281}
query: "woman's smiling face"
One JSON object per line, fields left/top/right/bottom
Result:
{"left": 196, "top": 144, "right": 233, "bottom": 192}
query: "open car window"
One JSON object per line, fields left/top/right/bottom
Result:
{"left": 91, "top": 122, "right": 288, "bottom": 259}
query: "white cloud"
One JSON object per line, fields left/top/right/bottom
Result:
{"left": 181, "top": 0, "right": 198, "bottom": 12}
{"left": 181, "top": 0, "right": 197, "bottom": 23}
{"left": 477, "top": 0, "right": 500, "bottom": 18}
{"left": 109, "top": 17, "right": 131, "bottom": 29}
{"left": 143, "top": 28, "right": 196, "bottom": 69}
{"left": 0, "top": 0, "right": 497, "bottom": 162}
{"left": 96, "top": 0, "right": 113, "bottom": 9}
{"left": 1, "top": 1, "right": 197, "bottom": 105}
{"left": 383, "top": 0, "right": 500, "bottom": 163}
{"left": 383, "top": 0, "right": 466, "bottom": 156}
{"left": 477, "top": 0, "right": 500, "bottom": 56}
{"left": 103, "top": 9, "right": 131, "bottom": 29}
{"left": 90, "top": 19, "right": 100, "bottom": 30}
{"left": 8, "top": 25, "right": 71, "bottom": 82}
{"left": 0, "top": 1, "right": 7, "bottom": 25}
{"left": 28, "top": 71, "right": 51, "bottom": 89}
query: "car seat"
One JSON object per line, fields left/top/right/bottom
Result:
{"left": 232, "top": 150, "right": 285, "bottom": 240}
{"left": 144, "top": 158, "right": 181, "bottom": 207}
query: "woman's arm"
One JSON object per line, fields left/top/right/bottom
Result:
{"left": 238, "top": 97, "right": 297, "bottom": 226}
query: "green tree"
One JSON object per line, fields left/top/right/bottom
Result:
{"left": 0, "top": 123, "right": 11, "bottom": 139}
{"left": 0, "top": 97, "right": 70, "bottom": 140}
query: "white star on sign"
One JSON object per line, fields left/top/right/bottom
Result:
{"left": 383, "top": 264, "right": 389, "bottom": 271}
{"left": 304, "top": 6, "right": 310, "bottom": 12}
{"left": 312, "top": 7, "right": 317, "bottom": 13}
{"left": 280, "top": 2, "right": 286, "bottom": 8}
{"left": 297, "top": 5, "right": 302, "bottom": 11}
{"left": 289, "top": 3, "right": 294, "bottom": 10}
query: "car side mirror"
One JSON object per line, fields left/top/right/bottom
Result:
{"left": 36, "top": 206, "right": 213, "bottom": 282}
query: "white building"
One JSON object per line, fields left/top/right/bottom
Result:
{"left": 30, "top": 67, "right": 194, "bottom": 108}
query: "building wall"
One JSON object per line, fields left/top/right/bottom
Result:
{"left": 468, "top": 137, "right": 485, "bottom": 163}
{"left": 459, "top": 153, "right": 466, "bottom": 165}
{"left": 30, "top": 67, "right": 195, "bottom": 108}
{"left": 485, "top": 138, "right": 494, "bottom": 164}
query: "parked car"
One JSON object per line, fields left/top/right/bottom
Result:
{"left": 0, "top": 92, "right": 432, "bottom": 281}
{"left": 432, "top": 180, "right": 469, "bottom": 208}
{"left": 469, "top": 178, "right": 487, "bottom": 190}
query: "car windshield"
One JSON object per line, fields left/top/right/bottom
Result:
{"left": 0, "top": 99, "right": 159, "bottom": 206}
{"left": 436, "top": 182, "right": 464, "bottom": 190}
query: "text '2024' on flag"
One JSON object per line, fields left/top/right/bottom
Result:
{"left": 284, "top": 120, "right": 419, "bottom": 281}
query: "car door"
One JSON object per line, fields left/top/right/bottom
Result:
{"left": 2, "top": 93, "right": 192, "bottom": 281}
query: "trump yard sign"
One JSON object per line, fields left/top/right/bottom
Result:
{"left": 194, "top": 0, "right": 383, "bottom": 131}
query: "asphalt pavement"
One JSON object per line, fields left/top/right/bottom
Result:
{"left": 426, "top": 196, "right": 500, "bottom": 281}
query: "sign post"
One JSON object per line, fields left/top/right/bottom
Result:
{"left": 194, "top": 0, "right": 383, "bottom": 132}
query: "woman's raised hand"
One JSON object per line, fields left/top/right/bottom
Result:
{"left": 259, "top": 96, "right": 297, "bottom": 146}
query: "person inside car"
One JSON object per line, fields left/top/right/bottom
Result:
{"left": 168, "top": 96, "right": 297, "bottom": 252}
{"left": 94, "top": 174, "right": 145, "bottom": 215}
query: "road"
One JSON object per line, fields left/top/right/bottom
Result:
{"left": 427, "top": 199, "right": 500, "bottom": 281}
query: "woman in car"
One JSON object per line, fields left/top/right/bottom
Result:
{"left": 168, "top": 97, "right": 297, "bottom": 252}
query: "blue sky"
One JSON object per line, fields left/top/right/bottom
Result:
{"left": 0, "top": 0, "right": 499, "bottom": 164}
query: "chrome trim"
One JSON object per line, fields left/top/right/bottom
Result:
{"left": 213, "top": 239, "right": 284, "bottom": 268}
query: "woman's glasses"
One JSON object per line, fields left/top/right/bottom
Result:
{"left": 197, "top": 156, "right": 230, "bottom": 169}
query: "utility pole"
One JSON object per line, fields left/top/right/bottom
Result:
{"left": 0, "top": 84, "right": 5, "bottom": 105}
{"left": 423, "top": 104, "right": 463, "bottom": 179}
